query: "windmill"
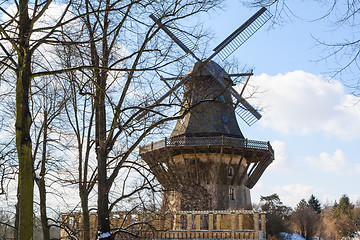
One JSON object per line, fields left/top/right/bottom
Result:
{"left": 139, "top": 7, "right": 274, "bottom": 212}
{"left": 137, "top": 7, "right": 272, "bottom": 126}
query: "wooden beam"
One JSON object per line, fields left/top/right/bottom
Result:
{"left": 194, "top": 147, "right": 200, "bottom": 185}
{"left": 226, "top": 149, "right": 234, "bottom": 185}
{"left": 215, "top": 146, "right": 224, "bottom": 184}
{"left": 239, "top": 162, "right": 250, "bottom": 185}
{"left": 206, "top": 146, "right": 211, "bottom": 184}
{"left": 231, "top": 152, "right": 244, "bottom": 185}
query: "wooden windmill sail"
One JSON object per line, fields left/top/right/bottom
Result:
{"left": 137, "top": 7, "right": 272, "bottom": 126}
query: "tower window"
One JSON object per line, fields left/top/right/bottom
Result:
{"left": 228, "top": 167, "right": 233, "bottom": 177}
{"left": 222, "top": 115, "right": 228, "bottom": 123}
{"left": 229, "top": 188, "right": 235, "bottom": 201}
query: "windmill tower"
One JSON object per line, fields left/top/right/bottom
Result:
{"left": 140, "top": 8, "right": 274, "bottom": 211}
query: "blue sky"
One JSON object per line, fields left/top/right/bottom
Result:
{"left": 199, "top": 1, "right": 360, "bottom": 207}
{"left": 1, "top": 0, "right": 358, "bottom": 211}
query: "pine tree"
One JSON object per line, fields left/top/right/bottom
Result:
{"left": 332, "top": 194, "right": 357, "bottom": 238}
{"left": 292, "top": 198, "right": 319, "bottom": 240}
{"left": 308, "top": 194, "right": 321, "bottom": 214}
{"left": 260, "top": 194, "right": 291, "bottom": 238}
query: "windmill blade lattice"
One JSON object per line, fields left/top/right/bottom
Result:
{"left": 151, "top": 85, "right": 170, "bottom": 102}
{"left": 233, "top": 97, "right": 260, "bottom": 126}
{"left": 150, "top": 14, "right": 200, "bottom": 61}
{"left": 135, "top": 76, "right": 188, "bottom": 120}
{"left": 204, "top": 64, "right": 261, "bottom": 126}
{"left": 148, "top": 8, "right": 270, "bottom": 125}
{"left": 211, "top": 7, "right": 272, "bottom": 61}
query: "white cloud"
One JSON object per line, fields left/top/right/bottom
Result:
{"left": 306, "top": 149, "right": 360, "bottom": 175}
{"left": 268, "top": 140, "right": 297, "bottom": 172}
{"left": 276, "top": 184, "right": 320, "bottom": 206}
{"left": 252, "top": 182, "right": 326, "bottom": 207}
{"left": 242, "top": 70, "right": 360, "bottom": 139}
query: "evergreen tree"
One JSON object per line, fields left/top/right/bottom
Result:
{"left": 333, "top": 195, "right": 353, "bottom": 218}
{"left": 292, "top": 198, "right": 319, "bottom": 240}
{"left": 308, "top": 194, "right": 321, "bottom": 214}
{"left": 260, "top": 194, "right": 291, "bottom": 238}
{"left": 332, "top": 194, "right": 357, "bottom": 238}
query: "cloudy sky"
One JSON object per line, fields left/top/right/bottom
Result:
{"left": 1, "top": 1, "right": 358, "bottom": 211}
{"left": 201, "top": 1, "right": 360, "bottom": 207}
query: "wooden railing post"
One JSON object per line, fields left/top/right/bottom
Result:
{"left": 231, "top": 213, "right": 236, "bottom": 238}
{"left": 261, "top": 213, "right": 266, "bottom": 234}
{"left": 216, "top": 214, "right": 221, "bottom": 230}
{"left": 187, "top": 213, "right": 192, "bottom": 234}
{"left": 175, "top": 214, "right": 181, "bottom": 230}
{"left": 209, "top": 213, "right": 213, "bottom": 234}
{"left": 195, "top": 214, "right": 201, "bottom": 230}
{"left": 238, "top": 213, "right": 243, "bottom": 230}
{"left": 254, "top": 212, "right": 259, "bottom": 239}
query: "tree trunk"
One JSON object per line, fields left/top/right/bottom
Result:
{"left": 95, "top": 63, "right": 111, "bottom": 239}
{"left": 38, "top": 178, "right": 50, "bottom": 240}
{"left": 80, "top": 185, "right": 90, "bottom": 240}
{"left": 14, "top": 202, "right": 19, "bottom": 240}
{"left": 97, "top": 149, "right": 111, "bottom": 239}
{"left": 16, "top": 1, "right": 34, "bottom": 239}
{"left": 37, "top": 110, "right": 50, "bottom": 240}
{"left": 95, "top": 2, "right": 111, "bottom": 235}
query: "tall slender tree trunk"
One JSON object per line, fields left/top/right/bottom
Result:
{"left": 38, "top": 178, "right": 50, "bottom": 240}
{"left": 16, "top": 1, "right": 34, "bottom": 239}
{"left": 97, "top": 149, "right": 111, "bottom": 239}
{"left": 96, "top": 72, "right": 111, "bottom": 239}
{"left": 36, "top": 110, "right": 50, "bottom": 240}
{"left": 95, "top": 2, "right": 112, "bottom": 237}
{"left": 80, "top": 191, "right": 90, "bottom": 240}
{"left": 14, "top": 202, "right": 19, "bottom": 240}
{"left": 96, "top": 91, "right": 111, "bottom": 238}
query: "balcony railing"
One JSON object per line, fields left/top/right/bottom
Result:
{"left": 60, "top": 210, "right": 267, "bottom": 239}
{"left": 139, "top": 135, "right": 274, "bottom": 155}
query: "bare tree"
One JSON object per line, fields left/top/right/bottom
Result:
{"left": 291, "top": 199, "right": 319, "bottom": 240}
{"left": 0, "top": 1, "right": 95, "bottom": 238}
{"left": 61, "top": 0, "right": 223, "bottom": 238}
{"left": 31, "top": 74, "right": 70, "bottom": 240}
{"left": 2, "top": 1, "right": 223, "bottom": 239}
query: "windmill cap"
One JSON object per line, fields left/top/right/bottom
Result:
{"left": 187, "top": 60, "right": 233, "bottom": 85}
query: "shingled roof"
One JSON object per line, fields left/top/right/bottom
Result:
{"left": 171, "top": 61, "right": 244, "bottom": 139}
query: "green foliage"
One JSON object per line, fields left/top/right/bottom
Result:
{"left": 331, "top": 194, "right": 358, "bottom": 238}
{"left": 292, "top": 198, "right": 319, "bottom": 240}
{"left": 260, "top": 194, "right": 291, "bottom": 238}
{"left": 308, "top": 194, "right": 321, "bottom": 214}
{"left": 297, "top": 199, "right": 308, "bottom": 209}
{"left": 259, "top": 194, "right": 360, "bottom": 240}
{"left": 333, "top": 195, "right": 353, "bottom": 217}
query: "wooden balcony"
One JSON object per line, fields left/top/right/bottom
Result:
{"left": 139, "top": 136, "right": 274, "bottom": 156}
{"left": 61, "top": 210, "right": 266, "bottom": 239}
{"left": 140, "top": 136, "right": 274, "bottom": 189}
